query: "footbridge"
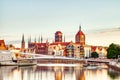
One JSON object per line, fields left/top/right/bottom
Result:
{"left": 20, "top": 54, "right": 110, "bottom": 63}
{"left": 0, "top": 50, "right": 110, "bottom": 63}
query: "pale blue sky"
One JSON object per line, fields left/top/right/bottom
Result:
{"left": 0, "top": 0, "right": 120, "bottom": 47}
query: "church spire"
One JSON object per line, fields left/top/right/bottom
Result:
{"left": 34, "top": 37, "right": 36, "bottom": 43}
{"left": 28, "top": 36, "right": 31, "bottom": 43}
{"left": 79, "top": 25, "right": 81, "bottom": 31}
{"left": 29, "top": 36, "right": 31, "bottom": 43}
{"left": 41, "top": 35, "right": 43, "bottom": 43}
{"left": 21, "top": 34, "right": 25, "bottom": 51}
{"left": 22, "top": 34, "right": 25, "bottom": 43}
{"left": 38, "top": 35, "right": 40, "bottom": 43}
{"left": 64, "top": 35, "right": 65, "bottom": 42}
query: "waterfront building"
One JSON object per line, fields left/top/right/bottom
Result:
{"left": 35, "top": 42, "right": 49, "bottom": 54}
{"left": 84, "top": 45, "right": 91, "bottom": 58}
{"left": 66, "top": 41, "right": 85, "bottom": 58}
{"left": 0, "top": 40, "right": 7, "bottom": 50}
{"left": 48, "top": 31, "right": 70, "bottom": 56}
{"left": 47, "top": 26, "right": 85, "bottom": 58}
{"left": 84, "top": 45, "right": 107, "bottom": 58}
{"left": 90, "top": 46, "right": 107, "bottom": 58}
{"left": 26, "top": 25, "right": 107, "bottom": 58}
{"left": 48, "top": 42, "right": 70, "bottom": 56}
{"left": 6, "top": 44, "right": 15, "bottom": 50}
{"left": 28, "top": 36, "right": 49, "bottom": 54}
{"left": 65, "top": 26, "right": 85, "bottom": 58}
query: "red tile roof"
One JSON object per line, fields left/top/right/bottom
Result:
{"left": 76, "top": 30, "right": 85, "bottom": 36}
{"left": 91, "top": 46, "right": 97, "bottom": 52}
{"left": 50, "top": 42, "right": 70, "bottom": 46}
{"left": 55, "top": 31, "right": 62, "bottom": 34}
{"left": 0, "top": 40, "right": 5, "bottom": 43}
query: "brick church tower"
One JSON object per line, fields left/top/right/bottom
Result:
{"left": 21, "top": 34, "right": 25, "bottom": 51}
{"left": 75, "top": 25, "right": 85, "bottom": 45}
{"left": 55, "top": 31, "right": 62, "bottom": 43}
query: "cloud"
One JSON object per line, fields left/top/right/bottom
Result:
{"left": 1, "top": 27, "right": 120, "bottom": 48}
{"left": 86, "top": 27, "right": 120, "bottom": 46}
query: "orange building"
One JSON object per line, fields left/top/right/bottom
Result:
{"left": 0, "top": 40, "right": 7, "bottom": 50}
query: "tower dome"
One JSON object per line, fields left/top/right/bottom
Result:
{"left": 55, "top": 31, "right": 62, "bottom": 42}
{"left": 75, "top": 25, "right": 85, "bottom": 45}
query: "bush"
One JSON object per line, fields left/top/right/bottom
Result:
{"left": 107, "top": 43, "right": 120, "bottom": 59}
{"left": 91, "top": 52, "right": 99, "bottom": 58}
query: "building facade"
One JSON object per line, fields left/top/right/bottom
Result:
{"left": 48, "top": 31, "right": 70, "bottom": 56}
{"left": 0, "top": 40, "right": 7, "bottom": 50}
{"left": 48, "top": 26, "right": 85, "bottom": 58}
{"left": 26, "top": 25, "right": 107, "bottom": 58}
{"left": 28, "top": 36, "right": 49, "bottom": 54}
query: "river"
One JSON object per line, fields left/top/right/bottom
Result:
{"left": 0, "top": 63, "right": 120, "bottom": 80}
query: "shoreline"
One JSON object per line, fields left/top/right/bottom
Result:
{"left": 107, "top": 62, "right": 120, "bottom": 72}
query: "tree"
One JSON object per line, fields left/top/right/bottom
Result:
{"left": 91, "top": 52, "right": 99, "bottom": 58}
{"left": 107, "top": 43, "right": 120, "bottom": 59}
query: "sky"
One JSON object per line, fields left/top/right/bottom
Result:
{"left": 0, "top": 0, "right": 120, "bottom": 47}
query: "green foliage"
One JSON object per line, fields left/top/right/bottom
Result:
{"left": 107, "top": 43, "right": 120, "bottom": 59}
{"left": 91, "top": 52, "right": 99, "bottom": 58}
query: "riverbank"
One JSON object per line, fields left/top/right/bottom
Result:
{"left": 107, "top": 62, "right": 120, "bottom": 72}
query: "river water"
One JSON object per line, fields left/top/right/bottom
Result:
{"left": 0, "top": 63, "right": 120, "bottom": 80}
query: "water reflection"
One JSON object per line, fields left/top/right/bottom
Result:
{"left": 0, "top": 64, "right": 120, "bottom": 80}
{"left": 107, "top": 68, "right": 120, "bottom": 80}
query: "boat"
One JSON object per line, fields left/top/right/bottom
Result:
{"left": 0, "top": 50, "right": 37, "bottom": 66}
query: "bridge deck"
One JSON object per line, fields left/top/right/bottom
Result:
{"left": 0, "top": 54, "right": 110, "bottom": 63}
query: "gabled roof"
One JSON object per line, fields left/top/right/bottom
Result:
{"left": 76, "top": 30, "right": 85, "bottom": 36}
{"left": 0, "top": 40, "right": 5, "bottom": 43}
{"left": 29, "top": 42, "right": 48, "bottom": 48}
